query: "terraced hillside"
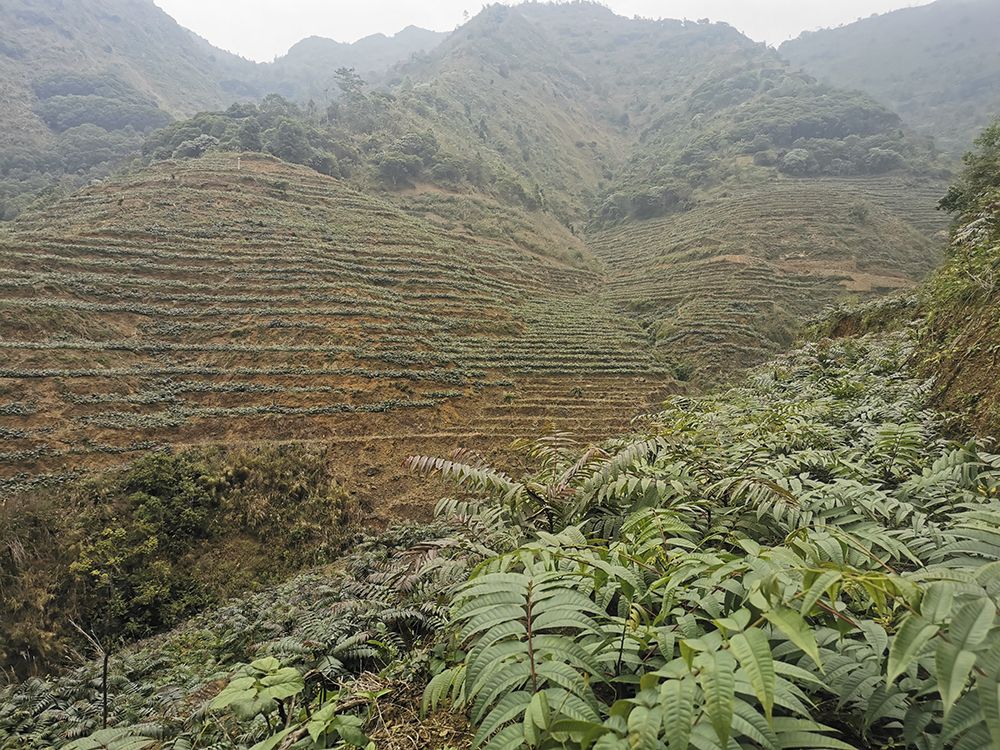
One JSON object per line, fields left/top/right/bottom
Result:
{"left": 343, "top": 3, "right": 951, "bottom": 382}
{"left": 0, "top": 153, "right": 672, "bottom": 509}
{"left": 0, "top": 1, "right": 960, "bottom": 508}
{"left": 591, "top": 177, "right": 945, "bottom": 376}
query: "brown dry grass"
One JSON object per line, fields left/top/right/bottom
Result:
{"left": 360, "top": 676, "right": 473, "bottom": 750}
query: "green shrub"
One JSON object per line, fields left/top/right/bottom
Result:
{"left": 0, "top": 446, "right": 362, "bottom": 677}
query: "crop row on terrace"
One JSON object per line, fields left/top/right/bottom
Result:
{"left": 801, "top": 174, "right": 949, "bottom": 236}
{"left": 589, "top": 179, "right": 942, "bottom": 376}
{"left": 0, "top": 153, "right": 674, "bottom": 500}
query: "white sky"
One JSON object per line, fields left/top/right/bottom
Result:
{"left": 153, "top": 0, "right": 936, "bottom": 63}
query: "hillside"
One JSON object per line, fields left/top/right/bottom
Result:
{"left": 0, "top": 0, "right": 250, "bottom": 219}
{"left": 0, "top": 1, "right": 955, "bottom": 495}
{"left": 0, "top": 152, "right": 673, "bottom": 506}
{"left": 378, "top": 3, "right": 949, "bottom": 375}
{"left": 590, "top": 176, "right": 942, "bottom": 375}
{"left": 781, "top": 0, "right": 1000, "bottom": 156}
{"left": 0, "top": 0, "right": 445, "bottom": 220}
{"left": 5, "top": 121, "right": 1000, "bottom": 745}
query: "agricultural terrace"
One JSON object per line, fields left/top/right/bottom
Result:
{"left": 590, "top": 177, "right": 945, "bottom": 376}
{"left": 0, "top": 154, "right": 672, "bottom": 509}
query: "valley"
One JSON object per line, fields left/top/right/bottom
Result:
{"left": 0, "top": 1, "right": 958, "bottom": 507}
{"left": 2, "top": 1, "right": 1000, "bottom": 748}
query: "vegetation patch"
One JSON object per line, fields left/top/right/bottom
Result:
{"left": 6, "top": 333, "right": 1000, "bottom": 749}
{"left": 0, "top": 444, "right": 364, "bottom": 679}
{"left": 918, "top": 121, "right": 1000, "bottom": 435}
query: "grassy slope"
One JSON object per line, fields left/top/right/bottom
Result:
{"left": 0, "top": 153, "right": 673, "bottom": 508}
{"left": 780, "top": 0, "right": 1000, "bottom": 156}
{"left": 589, "top": 176, "right": 944, "bottom": 377}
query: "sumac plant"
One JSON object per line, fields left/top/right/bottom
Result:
{"left": 8, "top": 334, "right": 1000, "bottom": 750}
{"left": 414, "top": 334, "right": 1000, "bottom": 750}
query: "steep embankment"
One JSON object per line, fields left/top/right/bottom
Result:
{"left": 918, "top": 122, "right": 1000, "bottom": 433}
{"left": 0, "top": 153, "right": 673, "bottom": 508}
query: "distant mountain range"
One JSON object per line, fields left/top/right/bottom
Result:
{"left": 266, "top": 26, "right": 449, "bottom": 101}
{"left": 781, "top": 0, "right": 1000, "bottom": 155}
{"left": 0, "top": 0, "right": 446, "bottom": 215}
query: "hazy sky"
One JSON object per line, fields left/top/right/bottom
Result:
{"left": 153, "top": 0, "right": 935, "bottom": 62}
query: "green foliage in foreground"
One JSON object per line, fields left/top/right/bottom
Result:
{"left": 417, "top": 334, "right": 1000, "bottom": 749}
{"left": 5, "top": 333, "right": 1000, "bottom": 749}
{"left": 0, "top": 336, "right": 1000, "bottom": 750}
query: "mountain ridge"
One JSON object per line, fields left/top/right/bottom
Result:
{"left": 0, "top": 0, "right": 448, "bottom": 218}
{"left": 780, "top": 0, "right": 1000, "bottom": 155}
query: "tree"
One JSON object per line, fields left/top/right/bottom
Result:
{"left": 333, "top": 67, "right": 365, "bottom": 98}
{"left": 172, "top": 134, "right": 218, "bottom": 158}
{"left": 258, "top": 94, "right": 300, "bottom": 124}
{"left": 265, "top": 120, "right": 313, "bottom": 164}
{"left": 779, "top": 147, "right": 818, "bottom": 175}
{"left": 395, "top": 131, "right": 439, "bottom": 164}
{"left": 940, "top": 119, "right": 1000, "bottom": 213}
{"left": 376, "top": 150, "right": 421, "bottom": 186}
{"left": 236, "top": 118, "right": 263, "bottom": 152}
{"left": 865, "top": 147, "right": 905, "bottom": 173}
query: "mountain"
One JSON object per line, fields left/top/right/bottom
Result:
{"left": 0, "top": 1, "right": 954, "bottom": 503}
{"left": 0, "top": 0, "right": 445, "bottom": 220}
{"left": 0, "top": 0, "right": 252, "bottom": 219}
{"left": 0, "top": 0, "right": 962, "bottom": 683}
{"left": 383, "top": 2, "right": 947, "bottom": 373}
{"left": 0, "top": 150, "right": 675, "bottom": 672}
{"left": 6, "top": 2, "right": 1000, "bottom": 746}
{"left": 780, "top": 0, "right": 1000, "bottom": 156}
{"left": 265, "top": 26, "right": 449, "bottom": 100}
{"left": 7, "top": 252, "right": 1000, "bottom": 747}
{"left": 0, "top": 0, "right": 255, "bottom": 141}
